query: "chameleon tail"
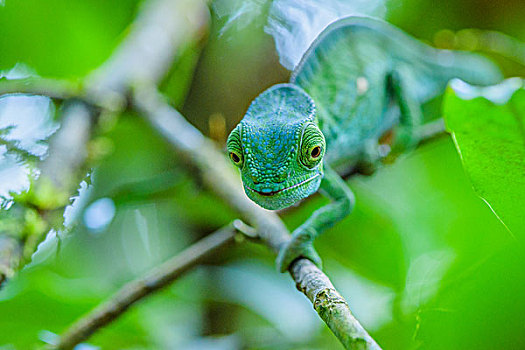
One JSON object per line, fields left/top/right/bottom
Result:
{"left": 434, "top": 49, "right": 503, "bottom": 86}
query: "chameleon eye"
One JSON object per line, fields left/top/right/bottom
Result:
{"left": 227, "top": 124, "right": 244, "bottom": 168}
{"left": 310, "top": 146, "right": 321, "bottom": 158}
{"left": 229, "top": 151, "right": 243, "bottom": 166}
{"left": 299, "top": 123, "right": 325, "bottom": 169}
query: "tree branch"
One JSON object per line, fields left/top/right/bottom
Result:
{"left": 291, "top": 260, "right": 381, "bottom": 349}
{"left": 134, "top": 87, "right": 382, "bottom": 349}
{"left": 55, "top": 223, "right": 240, "bottom": 350}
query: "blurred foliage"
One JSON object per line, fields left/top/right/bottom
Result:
{"left": 0, "top": 0, "right": 524, "bottom": 349}
{"left": 0, "top": 0, "right": 140, "bottom": 79}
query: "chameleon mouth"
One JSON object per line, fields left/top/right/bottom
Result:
{"left": 247, "top": 174, "right": 320, "bottom": 197}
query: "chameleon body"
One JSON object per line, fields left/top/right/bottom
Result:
{"left": 227, "top": 17, "right": 502, "bottom": 272}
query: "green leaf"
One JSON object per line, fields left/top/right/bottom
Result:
{"left": 443, "top": 78, "right": 525, "bottom": 235}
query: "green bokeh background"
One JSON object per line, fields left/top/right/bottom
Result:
{"left": 0, "top": 0, "right": 524, "bottom": 349}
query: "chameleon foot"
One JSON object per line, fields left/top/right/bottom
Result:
{"left": 276, "top": 228, "right": 322, "bottom": 273}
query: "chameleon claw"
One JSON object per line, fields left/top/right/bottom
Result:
{"left": 276, "top": 230, "right": 322, "bottom": 273}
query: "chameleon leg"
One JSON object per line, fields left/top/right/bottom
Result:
{"left": 276, "top": 166, "right": 355, "bottom": 272}
{"left": 356, "top": 71, "right": 423, "bottom": 172}
{"left": 388, "top": 70, "right": 423, "bottom": 154}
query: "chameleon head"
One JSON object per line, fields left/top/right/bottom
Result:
{"left": 227, "top": 83, "right": 325, "bottom": 210}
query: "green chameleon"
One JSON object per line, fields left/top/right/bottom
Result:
{"left": 226, "top": 17, "right": 501, "bottom": 272}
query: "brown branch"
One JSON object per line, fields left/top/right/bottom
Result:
{"left": 55, "top": 223, "right": 240, "bottom": 350}
{"left": 291, "top": 260, "right": 381, "bottom": 349}
{"left": 134, "top": 87, "right": 382, "bottom": 349}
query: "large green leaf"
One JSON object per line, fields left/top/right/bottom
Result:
{"left": 443, "top": 78, "right": 525, "bottom": 235}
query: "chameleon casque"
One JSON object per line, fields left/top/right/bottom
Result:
{"left": 226, "top": 16, "right": 501, "bottom": 272}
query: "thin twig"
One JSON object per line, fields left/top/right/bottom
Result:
{"left": 55, "top": 223, "right": 239, "bottom": 350}
{"left": 134, "top": 87, "right": 382, "bottom": 349}
{"left": 0, "top": 77, "right": 122, "bottom": 111}
{"left": 0, "top": 77, "right": 81, "bottom": 100}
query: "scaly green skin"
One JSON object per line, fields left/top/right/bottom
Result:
{"left": 227, "top": 16, "right": 502, "bottom": 272}
{"left": 227, "top": 84, "right": 325, "bottom": 211}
